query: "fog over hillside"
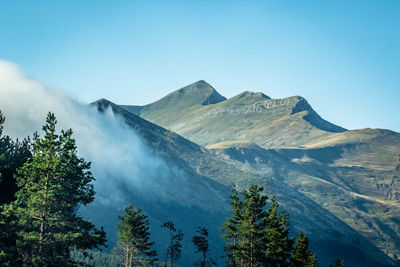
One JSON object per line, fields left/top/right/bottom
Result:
{"left": 1, "top": 60, "right": 399, "bottom": 266}
{"left": 0, "top": 60, "right": 185, "bottom": 205}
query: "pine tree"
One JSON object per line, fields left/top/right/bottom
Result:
{"left": 223, "top": 184, "right": 271, "bottom": 267}
{"left": 117, "top": 205, "right": 157, "bottom": 267}
{"left": 0, "top": 110, "right": 31, "bottom": 205}
{"left": 290, "top": 232, "right": 317, "bottom": 267}
{"left": 0, "top": 112, "right": 31, "bottom": 204}
{"left": 222, "top": 186, "right": 243, "bottom": 266}
{"left": 4, "top": 112, "right": 106, "bottom": 266}
{"left": 330, "top": 257, "right": 345, "bottom": 267}
{"left": 223, "top": 184, "right": 317, "bottom": 267}
{"left": 263, "top": 197, "right": 293, "bottom": 267}
{"left": 240, "top": 184, "right": 269, "bottom": 267}
{"left": 192, "top": 227, "right": 215, "bottom": 267}
{"left": 162, "top": 221, "right": 183, "bottom": 267}
{"left": 0, "top": 111, "right": 31, "bottom": 266}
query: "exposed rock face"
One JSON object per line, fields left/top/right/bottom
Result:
{"left": 377, "top": 178, "right": 400, "bottom": 200}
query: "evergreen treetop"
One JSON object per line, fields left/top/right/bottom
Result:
{"left": 4, "top": 112, "right": 106, "bottom": 266}
{"left": 117, "top": 204, "right": 157, "bottom": 267}
{"left": 222, "top": 184, "right": 318, "bottom": 267}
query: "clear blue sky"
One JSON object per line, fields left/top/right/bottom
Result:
{"left": 1, "top": 0, "right": 399, "bottom": 132}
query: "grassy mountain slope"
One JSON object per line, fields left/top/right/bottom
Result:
{"left": 85, "top": 98, "right": 396, "bottom": 266}
{"left": 208, "top": 138, "right": 400, "bottom": 261}
{"left": 119, "top": 81, "right": 400, "bottom": 264}
{"left": 122, "top": 80, "right": 345, "bottom": 148}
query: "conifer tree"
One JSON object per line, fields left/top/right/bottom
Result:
{"left": 223, "top": 184, "right": 271, "bottom": 267}
{"left": 117, "top": 205, "right": 157, "bottom": 267}
{"left": 222, "top": 186, "right": 243, "bottom": 266}
{"left": 263, "top": 197, "right": 293, "bottom": 267}
{"left": 162, "top": 221, "right": 183, "bottom": 267}
{"left": 192, "top": 227, "right": 215, "bottom": 267}
{"left": 330, "top": 257, "right": 345, "bottom": 267}
{"left": 290, "top": 232, "right": 317, "bottom": 267}
{"left": 4, "top": 112, "right": 106, "bottom": 266}
{"left": 223, "top": 184, "right": 317, "bottom": 267}
{"left": 0, "top": 111, "right": 31, "bottom": 266}
{"left": 0, "top": 111, "right": 31, "bottom": 205}
{"left": 240, "top": 184, "right": 269, "bottom": 267}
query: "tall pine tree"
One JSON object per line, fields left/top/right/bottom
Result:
{"left": 240, "top": 184, "right": 269, "bottom": 267}
{"left": 0, "top": 111, "right": 31, "bottom": 266}
{"left": 263, "top": 197, "right": 293, "bottom": 267}
{"left": 162, "top": 221, "right": 183, "bottom": 267}
{"left": 117, "top": 205, "right": 157, "bottom": 267}
{"left": 5, "top": 112, "right": 106, "bottom": 266}
{"left": 0, "top": 111, "right": 31, "bottom": 205}
{"left": 192, "top": 227, "right": 215, "bottom": 267}
{"left": 290, "top": 232, "right": 317, "bottom": 267}
{"left": 222, "top": 186, "right": 243, "bottom": 266}
{"left": 223, "top": 184, "right": 317, "bottom": 267}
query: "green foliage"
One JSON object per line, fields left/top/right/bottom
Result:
{"left": 290, "top": 232, "right": 317, "bottom": 267}
{"left": 0, "top": 109, "right": 32, "bottom": 205}
{"left": 117, "top": 205, "right": 157, "bottom": 267}
{"left": 222, "top": 186, "right": 243, "bottom": 266}
{"left": 263, "top": 197, "right": 293, "bottom": 266}
{"left": 71, "top": 250, "right": 124, "bottom": 266}
{"left": 330, "top": 257, "right": 345, "bottom": 267}
{"left": 72, "top": 250, "right": 174, "bottom": 267}
{"left": 241, "top": 184, "right": 270, "bottom": 266}
{"left": 0, "top": 135, "right": 31, "bottom": 204}
{"left": 192, "top": 227, "right": 215, "bottom": 267}
{"left": 0, "top": 110, "right": 32, "bottom": 266}
{"left": 223, "top": 184, "right": 317, "bottom": 267}
{"left": 2, "top": 112, "right": 106, "bottom": 266}
{"left": 162, "top": 221, "right": 184, "bottom": 267}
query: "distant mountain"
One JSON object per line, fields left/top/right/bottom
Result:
{"left": 85, "top": 98, "right": 397, "bottom": 266}
{"left": 119, "top": 81, "right": 400, "bottom": 265}
{"left": 121, "top": 80, "right": 226, "bottom": 118}
{"left": 122, "top": 80, "right": 346, "bottom": 148}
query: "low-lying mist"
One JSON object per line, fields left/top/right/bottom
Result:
{"left": 0, "top": 60, "right": 186, "bottom": 206}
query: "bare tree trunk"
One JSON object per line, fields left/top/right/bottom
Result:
{"left": 124, "top": 245, "right": 129, "bottom": 267}
{"left": 232, "top": 237, "right": 236, "bottom": 264}
{"left": 250, "top": 234, "right": 254, "bottom": 267}
{"left": 129, "top": 249, "right": 133, "bottom": 267}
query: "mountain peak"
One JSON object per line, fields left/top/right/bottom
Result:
{"left": 177, "top": 80, "right": 226, "bottom": 105}
{"left": 227, "top": 91, "right": 271, "bottom": 105}
{"left": 91, "top": 98, "right": 124, "bottom": 114}
{"left": 236, "top": 91, "right": 271, "bottom": 100}
{"left": 192, "top": 79, "right": 209, "bottom": 86}
{"left": 144, "top": 80, "right": 226, "bottom": 110}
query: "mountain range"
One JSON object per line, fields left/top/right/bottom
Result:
{"left": 89, "top": 80, "right": 400, "bottom": 266}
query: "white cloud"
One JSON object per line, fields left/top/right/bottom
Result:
{"left": 0, "top": 59, "right": 182, "bottom": 206}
